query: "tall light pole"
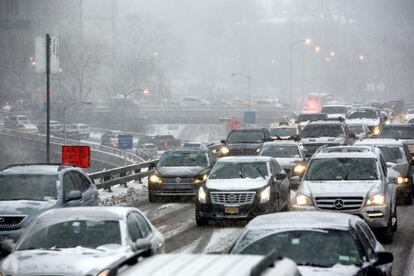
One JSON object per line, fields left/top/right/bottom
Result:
{"left": 289, "top": 38, "right": 311, "bottom": 110}
{"left": 231, "top": 72, "right": 252, "bottom": 111}
{"left": 123, "top": 88, "right": 148, "bottom": 165}
{"left": 63, "top": 101, "right": 91, "bottom": 144}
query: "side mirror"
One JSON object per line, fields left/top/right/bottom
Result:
{"left": 67, "top": 190, "right": 82, "bottom": 201}
{"left": 1, "top": 239, "right": 15, "bottom": 256}
{"left": 374, "top": 251, "right": 393, "bottom": 267}
{"left": 276, "top": 172, "right": 287, "bottom": 180}
{"left": 131, "top": 239, "right": 152, "bottom": 252}
{"left": 220, "top": 140, "right": 226, "bottom": 144}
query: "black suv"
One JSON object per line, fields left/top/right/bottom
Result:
{"left": 0, "top": 164, "right": 98, "bottom": 242}
{"left": 217, "top": 128, "right": 272, "bottom": 157}
{"left": 380, "top": 124, "right": 414, "bottom": 158}
{"left": 300, "top": 120, "right": 356, "bottom": 157}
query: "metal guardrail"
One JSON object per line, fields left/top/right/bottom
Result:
{"left": 89, "top": 159, "right": 158, "bottom": 191}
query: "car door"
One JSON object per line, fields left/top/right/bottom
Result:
{"left": 62, "top": 172, "right": 82, "bottom": 207}
{"left": 270, "top": 161, "right": 289, "bottom": 208}
{"left": 71, "top": 171, "right": 98, "bottom": 206}
{"left": 131, "top": 212, "right": 164, "bottom": 253}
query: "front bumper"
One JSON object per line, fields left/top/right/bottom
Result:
{"left": 292, "top": 204, "right": 390, "bottom": 229}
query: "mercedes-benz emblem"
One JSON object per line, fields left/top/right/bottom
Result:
{"left": 0, "top": 217, "right": 5, "bottom": 223}
{"left": 334, "top": 199, "right": 344, "bottom": 210}
{"left": 228, "top": 194, "right": 237, "bottom": 203}
{"left": 175, "top": 177, "right": 182, "bottom": 183}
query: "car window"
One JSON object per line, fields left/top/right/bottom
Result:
{"left": 78, "top": 172, "right": 92, "bottom": 190}
{"left": 63, "top": 173, "right": 76, "bottom": 200}
{"left": 132, "top": 213, "right": 152, "bottom": 238}
{"left": 355, "top": 224, "right": 375, "bottom": 260}
{"left": 70, "top": 171, "right": 87, "bottom": 192}
{"left": 357, "top": 222, "right": 377, "bottom": 249}
{"left": 127, "top": 214, "right": 143, "bottom": 242}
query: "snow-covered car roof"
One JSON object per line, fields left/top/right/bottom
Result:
{"left": 262, "top": 141, "right": 299, "bottom": 147}
{"left": 313, "top": 149, "right": 378, "bottom": 159}
{"left": 245, "top": 211, "right": 360, "bottom": 231}
{"left": 118, "top": 254, "right": 299, "bottom": 276}
{"left": 36, "top": 206, "right": 137, "bottom": 221}
{"left": 1, "top": 164, "right": 61, "bottom": 175}
{"left": 218, "top": 156, "right": 273, "bottom": 163}
{"left": 306, "top": 120, "right": 344, "bottom": 125}
{"left": 355, "top": 139, "right": 403, "bottom": 147}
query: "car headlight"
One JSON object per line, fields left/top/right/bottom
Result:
{"left": 256, "top": 148, "right": 261, "bottom": 153}
{"left": 293, "top": 164, "right": 306, "bottom": 175}
{"left": 372, "top": 126, "right": 380, "bottom": 135}
{"left": 96, "top": 269, "right": 111, "bottom": 276}
{"left": 149, "top": 174, "right": 163, "bottom": 184}
{"left": 396, "top": 177, "right": 409, "bottom": 184}
{"left": 294, "top": 193, "right": 313, "bottom": 206}
{"left": 260, "top": 186, "right": 271, "bottom": 203}
{"left": 220, "top": 146, "right": 230, "bottom": 155}
{"left": 405, "top": 114, "right": 409, "bottom": 120}
{"left": 366, "top": 193, "right": 385, "bottom": 206}
{"left": 194, "top": 174, "right": 208, "bottom": 184}
{"left": 198, "top": 187, "right": 207, "bottom": 203}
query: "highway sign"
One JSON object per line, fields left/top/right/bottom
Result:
{"left": 244, "top": 111, "right": 256, "bottom": 124}
{"left": 62, "top": 145, "right": 90, "bottom": 168}
{"left": 118, "top": 134, "right": 133, "bottom": 150}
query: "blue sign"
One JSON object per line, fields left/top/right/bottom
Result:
{"left": 244, "top": 111, "right": 256, "bottom": 124}
{"left": 118, "top": 134, "right": 133, "bottom": 150}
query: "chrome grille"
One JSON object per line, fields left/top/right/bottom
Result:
{"left": 210, "top": 192, "right": 256, "bottom": 205}
{"left": 315, "top": 197, "right": 364, "bottom": 211}
{"left": 0, "top": 215, "right": 26, "bottom": 227}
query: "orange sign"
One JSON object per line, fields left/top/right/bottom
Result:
{"left": 62, "top": 145, "right": 90, "bottom": 168}
{"left": 228, "top": 118, "right": 241, "bottom": 129}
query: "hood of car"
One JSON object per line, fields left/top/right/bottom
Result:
{"left": 345, "top": 118, "right": 380, "bottom": 126}
{"left": 0, "top": 200, "right": 57, "bottom": 228}
{"left": 299, "top": 264, "right": 361, "bottom": 276}
{"left": 1, "top": 248, "right": 129, "bottom": 275}
{"left": 275, "top": 158, "right": 302, "bottom": 168}
{"left": 206, "top": 178, "right": 269, "bottom": 191}
{"left": 156, "top": 166, "right": 209, "bottom": 178}
{"left": 387, "top": 163, "right": 406, "bottom": 179}
{"left": 227, "top": 143, "right": 262, "bottom": 149}
{"left": 326, "top": 113, "right": 346, "bottom": 119}
{"left": 301, "top": 180, "right": 381, "bottom": 197}
{"left": 301, "top": 137, "right": 345, "bottom": 144}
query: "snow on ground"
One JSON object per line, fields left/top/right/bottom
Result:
{"left": 203, "top": 228, "right": 243, "bottom": 253}
{"left": 99, "top": 179, "right": 148, "bottom": 206}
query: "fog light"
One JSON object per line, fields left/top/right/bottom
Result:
{"left": 367, "top": 211, "right": 384, "bottom": 218}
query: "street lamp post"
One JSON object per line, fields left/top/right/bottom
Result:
{"left": 289, "top": 38, "right": 311, "bottom": 110}
{"left": 63, "top": 101, "right": 91, "bottom": 144}
{"left": 231, "top": 73, "right": 252, "bottom": 111}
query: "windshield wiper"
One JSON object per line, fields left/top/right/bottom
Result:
{"left": 21, "top": 247, "right": 61, "bottom": 251}
{"left": 252, "top": 165, "right": 266, "bottom": 179}
{"left": 296, "top": 262, "right": 332, "bottom": 268}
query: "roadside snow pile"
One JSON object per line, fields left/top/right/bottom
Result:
{"left": 99, "top": 180, "right": 148, "bottom": 206}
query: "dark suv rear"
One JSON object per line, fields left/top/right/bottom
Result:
{"left": 218, "top": 128, "right": 272, "bottom": 157}
{"left": 0, "top": 164, "right": 98, "bottom": 242}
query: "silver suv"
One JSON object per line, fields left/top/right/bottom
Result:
{"left": 292, "top": 146, "right": 397, "bottom": 243}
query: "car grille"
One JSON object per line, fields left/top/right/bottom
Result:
{"left": 315, "top": 197, "right": 364, "bottom": 211}
{"left": 163, "top": 177, "right": 193, "bottom": 184}
{"left": 230, "top": 149, "right": 258, "bottom": 156}
{"left": 210, "top": 192, "right": 256, "bottom": 205}
{"left": 303, "top": 144, "right": 324, "bottom": 154}
{"left": 0, "top": 215, "right": 26, "bottom": 227}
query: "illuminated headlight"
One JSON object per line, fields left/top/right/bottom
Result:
{"left": 299, "top": 144, "right": 304, "bottom": 150}
{"left": 396, "top": 177, "right": 409, "bottom": 184}
{"left": 293, "top": 164, "right": 306, "bottom": 174}
{"left": 220, "top": 146, "right": 230, "bottom": 155}
{"left": 198, "top": 187, "right": 207, "bottom": 203}
{"left": 294, "top": 193, "right": 313, "bottom": 206}
{"left": 194, "top": 174, "right": 208, "bottom": 184}
{"left": 366, "top": 193, "right": 385, "bottom": 206}
{"left": 372, "top": 126, "right": 380, "bottom": 135}
{"left": 260, "top": 186, "right": 271, "bottom": 203}
{"left": 405, "top": 114, "right": 410, "bottom": 120}
{"left": 149, "top": 174, "right": 163, "bottom": 184}
{"left": 256, "top": 148, "right": 261, "bottom": 153}
{"left": 97, "top": 269, "right": 111, "bottom": 276}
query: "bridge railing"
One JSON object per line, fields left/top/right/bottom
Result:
{"left": 89, "top": 159, "right": 158, "bottom": 191}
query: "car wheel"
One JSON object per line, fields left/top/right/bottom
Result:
{"left": 195, "top": 211, "right": 208, "bottom": 226}
{"left": 148, "top": 192, "right": 159, "bottom": 203}
{"left": 380, "top": 214, "right": 393, "bottom": 244}
{"left": 406, "top": 193, "right": 412, "bottom": 205}
{"left": 392, "top": 206, "right": 398, "bottom": 232}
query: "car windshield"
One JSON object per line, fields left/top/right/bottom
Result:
{"left": 269, "top": 128, "right": 297, "bottom": 137}
{"left": 321, "top": 106, "right": 348, "bottom": 114}
{"left": 306, "top": 158, "right": 378, "bottom": 181}
{"left": 227, "top": 131, "right": 265, "bottom": 143}
{"left": 17, "top": 219, "right": 121, "bottom": 250}
{"left": 348, "top": 125, "right": 364, "bottom": 135}
{"left": 346, "top": 110, "right": 378, "bottom": 119}
{"left": 261, "top": 146, "right": 301, "bottom": 158}
{"left": 231, "top": 229, "right": 361, "bottom": 268}
{"left": 209, "top": 162, "right": 268, "bottom": 179}
{"left": 298, "top": 114, "right": 326, "bottom": 123}
{"left": 158, "top": 152, "right": 208, "bottom": 167}
{"left": 79, "top": 125, "right": 89, "bottom": 130}
{"left": 17, "top": 118, "right": 29, "bottom": 124}
{"left": 301, "top": 125, "right": 344, "bottom": 138}
{"left": 0, "top": 174, "right": 57, "bottom": 201}
{"left": 380, "top": 127, "right": 414, "bottom": 139}
{"left": 378, "top": 146, "right": 405, "bottom": 163}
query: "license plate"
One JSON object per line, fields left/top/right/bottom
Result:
{"left": 224, "top": 207, "right": 239, "bottom": 214}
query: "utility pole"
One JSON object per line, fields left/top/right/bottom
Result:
{"left": 46, "top": 34, "right": 51, "bottom": 163}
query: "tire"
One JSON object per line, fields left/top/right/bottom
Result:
{"left": 380, "top": 215, "right": 393, "bottom": 244}
{"left": 148, "top": 192, "right": 159, "bottom": 203}
{"left": 406, "top": 194, "right": 412, "bottom": 205}
{"left": 392, "top": 206, "right": 398, "bottom": 232}
{"left": 195, "top": 211, "right": 208, "bottom": 226}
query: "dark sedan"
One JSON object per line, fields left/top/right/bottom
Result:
{"left": 147, "top": 148, "right": 217, "bottom": 202}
